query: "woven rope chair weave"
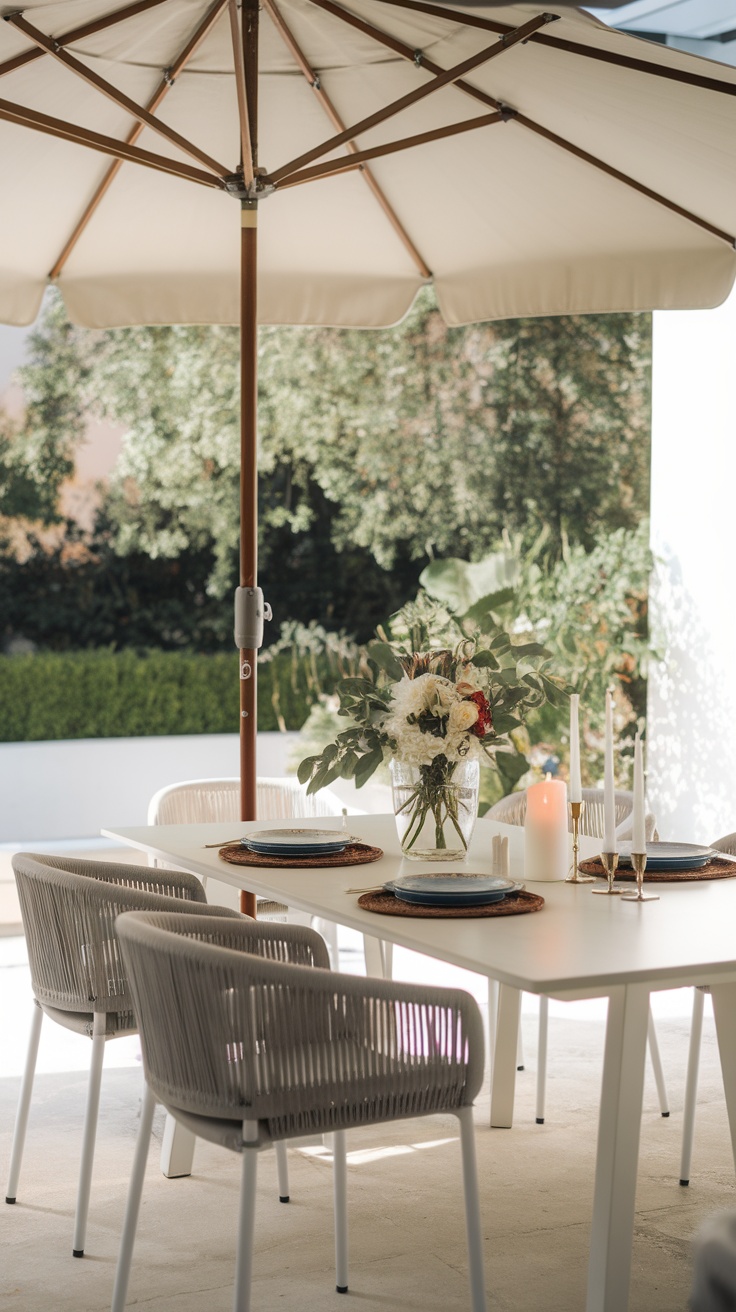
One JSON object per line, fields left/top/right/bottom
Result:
{"left": 147, "top": 776, "right": 347, "bottom": 920}
{"left": 12, "top": 852, "right": 236, "bottom": 1037}
{"left": 117, "top": 911, "right": 485, "bottom": 1144}
{"left": 487, "top": 787, "right": 658, "bottom": 841}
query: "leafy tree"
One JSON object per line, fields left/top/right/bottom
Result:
{"left": 75, "top": 289, "right": 651, "bottom": 589}
{"left": 0, "top": 291, "right": 651, "bottom": 654}
{"left": 0, "top": 296, "right": 88, "bottom": 525}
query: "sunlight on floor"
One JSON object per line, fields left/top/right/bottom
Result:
{"left": 299, "top": 1136, "right": 458, "bottom": 1166}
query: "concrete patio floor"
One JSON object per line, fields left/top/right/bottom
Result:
{"left": 2, "top": 907, "right": 735, "bottom": 1312}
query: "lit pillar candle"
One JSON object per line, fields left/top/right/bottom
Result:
{"left": 632, "top": 732, "right": 646, "bottom": 853}
{"left": 569, "top": 693, "right": 582, "bottom": 804}
{"left": 524, "top": 775, "right": 569, "bottom": 881}
{"left": 603, "top": 689, "right": 617, "bottom": 853}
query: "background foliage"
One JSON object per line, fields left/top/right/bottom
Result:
{"left": 0, "top": 293, "right": 652, "bottom": 780}
{"left": 0, "top": 625, "right": 363, "bottom": 741}
{"left": 1, "top": 291, "right": 650, "bottom": 652}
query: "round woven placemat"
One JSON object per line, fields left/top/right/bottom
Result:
{"left": 219, "top": 841, "right": 383, "bottom": 869}
{"left": 578, "top": 856, "right": 736, "bottom": 883}
{"left": 357, "top": 889, "right": 544, "bottom": 918}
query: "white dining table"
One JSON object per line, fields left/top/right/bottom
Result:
{"left": 103, "top": 813, "right": 736, "bottom": 1312}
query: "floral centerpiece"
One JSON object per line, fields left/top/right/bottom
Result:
{"left": 299, "top": 593, "right": 570, "bottom": 860}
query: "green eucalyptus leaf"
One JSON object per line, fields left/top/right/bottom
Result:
{"left": 366, "top": 642, "right": 405, "bottom": 682}
{"left": 297, "top": 756, "right": 319, "bottom": 785}
{"left": 354, "top": 748, "right": 384, "bottom": 788}
{"left": 462, "top": 587, "right": 517, "bottom": 626}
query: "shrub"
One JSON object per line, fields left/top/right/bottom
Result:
{"left": 0, "top": 643, "right": 349, "bottom": 742}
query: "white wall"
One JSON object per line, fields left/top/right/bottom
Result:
{"left": 0, "top": 731, "right": 391, "bottom": 842}
{"left": 647, "top": 292, "right": 736, "bottom": 842}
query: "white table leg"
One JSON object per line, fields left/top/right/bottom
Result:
{"left": 160, "top": 1115, "right": 196, "bottom": 1179}
{"left": 587, "top": 983, "right": 649, "bottom": 1312}
{"left": 490, "top": 985, "right": 521, "bottom": 1128}
{"left": 486, "top": 978, "right": 499, "bottom": 1090}
{"left": 709, "top": 984, "right": 736, "bottom": 1173}
{"left": 362, "top": 935, "right": 386, "bottom": 979}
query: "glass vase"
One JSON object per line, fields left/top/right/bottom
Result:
{"left": 390, "top": 757, "right": 479, "bottom": 861}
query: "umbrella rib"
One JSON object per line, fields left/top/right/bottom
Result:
{"left": 5, "top": 13, "right": 231, "bottom": 179}
{"left": 307, "top": 0, "right": 502, "bottom": 113}
{"left": 0, "top": 94, "right": 226, "bottom": 190}
{"left": 269, "top": 111, "right": 504, "bottom": 190}
{"left": 0, "top": 0, "right": 169, "bottom": 81}
{"left": 370, "top": 0, "right": 736, "bottom": 101}
{"left": 49, "top": 0, "right": 230, "bottom": 281}
{"left": 307, "top": 0, "right": 736, "bottom": 248}
{"left": 269, "top": 12, "right": 554, "bottom": 185}
{"left": 514, "top": 115, "right": 736, "bottom": 249}
{"left": 228, "top": 0, "right": 255, "bottom": 186}
{"left": 261, "top": 0, "right": 431, "bottom": 278}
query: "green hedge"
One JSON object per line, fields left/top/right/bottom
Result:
{"left": 0, "top": 649, "right": 338, "bottom": 742}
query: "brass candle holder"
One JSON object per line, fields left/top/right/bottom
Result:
{"left": 622, "top": 851, "right": 659, "bottom": 902}
{"left": 566, "top": 801, "right": 595, "bottom": 883}
{"left": 592, "top": 850, "right": 623, "bottom": 895}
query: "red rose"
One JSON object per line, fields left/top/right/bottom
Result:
{"left": 468, "top": 690, "right": 493, "bottom": 737}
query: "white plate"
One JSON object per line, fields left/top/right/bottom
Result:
{"left": 244, "top": 827, "right": 350, "bottom": 851}
{"left": 616, "top": 841, "right": 715, "bottom": 869}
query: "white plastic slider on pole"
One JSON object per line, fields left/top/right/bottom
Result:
{"left": 234, "top": 587, "right": 271, "bottom": 649}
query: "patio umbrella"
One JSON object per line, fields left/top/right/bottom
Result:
{"left": 2, "top": 0, "right": 736, "bottom": 910}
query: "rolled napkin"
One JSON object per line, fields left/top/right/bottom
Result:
{"left": 491, "top": 834, "right": 510, "bottom": 879}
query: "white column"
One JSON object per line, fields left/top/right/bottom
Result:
{"left": 648, "top": 291, "right": 736, "bottom": 842}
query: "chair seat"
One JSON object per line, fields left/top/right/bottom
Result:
{"left": 40, "top": 1002, "right": 137, "bottom": 1038}
{"left": 256, "top": 899, "right": 290, "bottom": 918}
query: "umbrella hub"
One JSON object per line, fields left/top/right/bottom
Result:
{"left": 224, "top": 171, "right": 274, "bottom": 202}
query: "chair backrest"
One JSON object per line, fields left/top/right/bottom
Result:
{"left": 117, "top": 909, "right": 483, "bottom": 1134}
{"left": 148, "top": 776, "right": 346, "bottom": 826}
{"left": 486, "top": 787, "right": 657, "bottom": 840}
{"left": 11, "top": 852, "right": 229, "bottom": 1022}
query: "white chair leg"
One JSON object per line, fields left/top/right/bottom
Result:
{"left": 111, "top": 1081, "right": 157, "bottom": 1312}
{"left": 517, "top": 1010, "right": 525, "bottom": 1071}
{"left": 647, "top": 1005, "right": 670, "bottom": 1117}
{"left": 73, "top": 1011, "right": 107, "bottom": 1257}
{"left": 536, "top": 996, "right": 549, "bottom": 1125}
{"left": 234, "top": 1130, "right": 259, "bottom": 1312}
{"left": 333, "top": 1129, "right": 349, "bottom": 1294}
{"left": 380, "top": 939, "right": 394, "bottom": 979}
{"left": 681, "top": 987, "right": 706, "bottom": 1186}
{"left": 457, "top": 1107, "right": 487, "bottom": 1312}
{"left": 6, "top": 1000, "right": 43, "bottom": 1204}
{"left": 274, "top": 1140, "right": 289, "bottom": 1203}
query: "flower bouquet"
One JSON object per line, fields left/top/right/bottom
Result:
{"left": 298, "top": 593, "right": 570, "bottom": 861}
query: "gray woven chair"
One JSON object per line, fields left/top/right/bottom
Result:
{"left": 111, "top": 911, "right": 487, "bottom": 1312}
{"left": 4, "top": 851, "right": 241, "bottom": 1258}
{"left": 486, "top": 789, "right": 668, "bottom": 1125}
{"left": 486, "top": 786, "right": 658, "bottom": 841}
{"left": 148, "top": 776, "right": 343, "bottom": 967}
{"left": 680, "top": 830, "right": 736, "bottom": 1186}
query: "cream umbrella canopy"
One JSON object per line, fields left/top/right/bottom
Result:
{"left": 2, "top": 0, "right": 736, "bottom": 900}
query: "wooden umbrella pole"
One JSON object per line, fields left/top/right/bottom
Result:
{"left": 238, "top": 0, "right": 260, "bottom": 919}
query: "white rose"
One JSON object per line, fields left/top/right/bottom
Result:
{"left": 449, "top": 701, "right": 479, "bottom": 733}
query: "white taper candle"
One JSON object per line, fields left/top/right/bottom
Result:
{"left": 603, "top": 689, "right": 617, "bottom": 853}
{"left": 569, "top": 693, "right": 582, "bottom": 804}
{"left": 632, "top": 732, "right": 646, "bottom": 853}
